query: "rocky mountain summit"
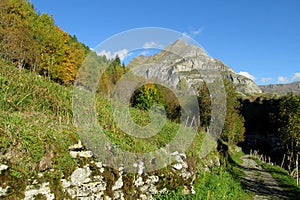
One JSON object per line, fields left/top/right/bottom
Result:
{"left": 128, "top": 39, "right": 262, "bottom": 95}
{"left": 260, "top": 81, "right": 300, "bottom": 94}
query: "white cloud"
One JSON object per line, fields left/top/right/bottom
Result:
{"left": 260, "top": 77, "right": 273, "bottom": 83}
{"left": 143, "top": 41, "right": 163, "bottom": 49}
{"left": 98, "top": 49, "right": 128, "bottom": 61}
{"left": 191, "top": 28, "right": 203, "bottom": 36}
{"left": 292, "top": 72, "right": 300, "bottom": 82}
{"left": 98, "top": 50, "right": 112, "bottom": 59}
{"left": 237, "top": 71, "right": 256, "bottom": 81}
{"left": 182, "top": 28, "right": 204, "bottom": 38}
{"left": 182, "top": 32, "right": 190, "bottom": 38}
{"left": 115, "top": 49, "right": 128, "bottom": 61}
{"left": 277, "top": 76, "right": 289, "bottom": 83}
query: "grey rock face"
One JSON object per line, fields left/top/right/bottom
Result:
{"left": 128, "top": 39, "right": 261, "bottom": 95}
{"left": 260, "top": 81, "right": 300, "bottom": 94}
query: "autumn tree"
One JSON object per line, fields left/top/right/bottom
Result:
{"left": 30, "top": 13, "right": 65, "bottom": 75}
{"left": 0, "top": 0, "right": 37, "bottom": 68}
{"left": 56, "top": 31, "right": 86, "bottom": 84}
{"left": 0, "top": 0, "right": 91, "bottom": 84}
{"left": 131, "top": 83, "right": 165, "bottom": 111}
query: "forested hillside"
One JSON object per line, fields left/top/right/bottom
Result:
{"left": 0, "top": 0, "right": 90, "bottom": 83}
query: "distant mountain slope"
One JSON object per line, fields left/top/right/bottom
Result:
{"left": 128, "top": 39, "right": 262, "bottom": 95}
{"left": 260, "top": 81, "right": 300, "bottom": 94}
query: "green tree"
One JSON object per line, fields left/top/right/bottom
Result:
{"left": 278, "top": 93, "right": 300, "bottom": 171}
{"left": 198, "top": 82, "right": 211, "bottom": 128}
{"left": 221, "top": 80, "right": 245, "bottom": 146}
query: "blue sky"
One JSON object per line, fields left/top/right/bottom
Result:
{"left": 31, "top": 0, "right": 300, "bottom": 85}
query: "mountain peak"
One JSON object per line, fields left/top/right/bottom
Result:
{"left": 163, "top": 39, "right": 208, "bottom": 58}
{"left": 128, "top": 39, "right": 262, "bottom": 95}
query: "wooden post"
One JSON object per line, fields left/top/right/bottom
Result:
{"left": 281, "top": 154, "right": 286, "bottom": 168}
{"left": 297, "top": 152, "right": 299, "bottom": 186}
{"left": 185, "top": 116, "right": 189, "bottom": 127}
{"left": 190, "top": 116, "right": 195, "bottom": 128}
{"left": 297, "top": 141, "right": 299, "bottom": 186}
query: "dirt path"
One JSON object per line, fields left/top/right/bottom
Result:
{"left": 240, "top": 155, "right": 289, "bottom": 200}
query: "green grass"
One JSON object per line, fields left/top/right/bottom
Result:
{"left": 229, "top": 150, "right": 245, "bottom": 165}
{"left": 0, "top": 61, "right": 79, "bottom": 198}
{"left": 95, "top": 96, "right": 184, "bottom": 153}
{"left": 0, "top": 60, "right": 252, "bottom": 199}
{"left": 154, "top": 151, "right": 252, "bottom": 199}
{"left": 154, "top": 167, "right": 252, "bottom": 200}
{"left": 258, "top": 160, "right": 300, "bottom": 198}
{"left": 0, "top": 60, "right": 202, "bottom": 198}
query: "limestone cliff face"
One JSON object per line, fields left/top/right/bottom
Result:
{"left": 128, "top": 39, "right": 262, "bottom": 95}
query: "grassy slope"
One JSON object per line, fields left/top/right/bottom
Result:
{"left": 0, "top": 60, "right": 252, "bottom": 199}
{"left": 0, "top": 60, "right": 79, "bottom": 198}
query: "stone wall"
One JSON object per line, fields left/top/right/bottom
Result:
{"left": 0, "top": 140, "right": 220, "bottom": 199}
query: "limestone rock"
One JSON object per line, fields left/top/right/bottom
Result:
{"left": 61, "top": 179, "right": 71, "bottom": 188}
{"left": 112, "top": 176, "right": 123, "bottom": 191}
{"left": 145, "top": 176, "right": 159, "bottom": 184}
{"left": 134, "top": 176, "right": 144, "bottom": 187}
{"left": 69, "top": 150, "right": 93, "bottom": 158}
{"left": 24, "top": 182, "right": 55, "bottom": 200}
{"left": 172, "top": 163, "right": 183, "bottom": 170}
{"left": 70, "top": 167, "right": 91, "bottom": 186}
{"left": 0, "top": 164, "right": 8, "bottom": 174}
{"left": 133, "top": 160, "right": 145, "bottom": 175}
{"left": 0, "top": 186, "right": 9, "bottom": 197}
{"left": 113, "top": 190, "right": 125, "bottom": 200}
{"left": 104, "top": 196, "right": 112, "bottom": 200}
{"left": 69, "top": 140, "right": 84, "bottom": 151}
{"left": 182, "top": 185, "right": 193, "bottom": 195}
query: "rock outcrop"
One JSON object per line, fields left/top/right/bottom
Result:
{"left": 128, "top": 39, "right": 262, "bottom": 95}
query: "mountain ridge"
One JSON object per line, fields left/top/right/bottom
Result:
{"left": 128, "top": 39, "right": 262, "bottom": 95}
{"left": 260, "top": 81, "right": 300, "bottom": 94}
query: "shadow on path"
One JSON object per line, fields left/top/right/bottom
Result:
{"left": 228, "top": 154, "right": 300, "bottom": 200}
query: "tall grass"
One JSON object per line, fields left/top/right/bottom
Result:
{"left": 0, "top": 61, "right": 78, "bottom": 198}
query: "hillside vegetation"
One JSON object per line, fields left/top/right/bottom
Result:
{"left": 0, "top": 57, "right": 252, "bottom": 199}
{"left": 1, "top": 0, "right": 299, "bottom": 199}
